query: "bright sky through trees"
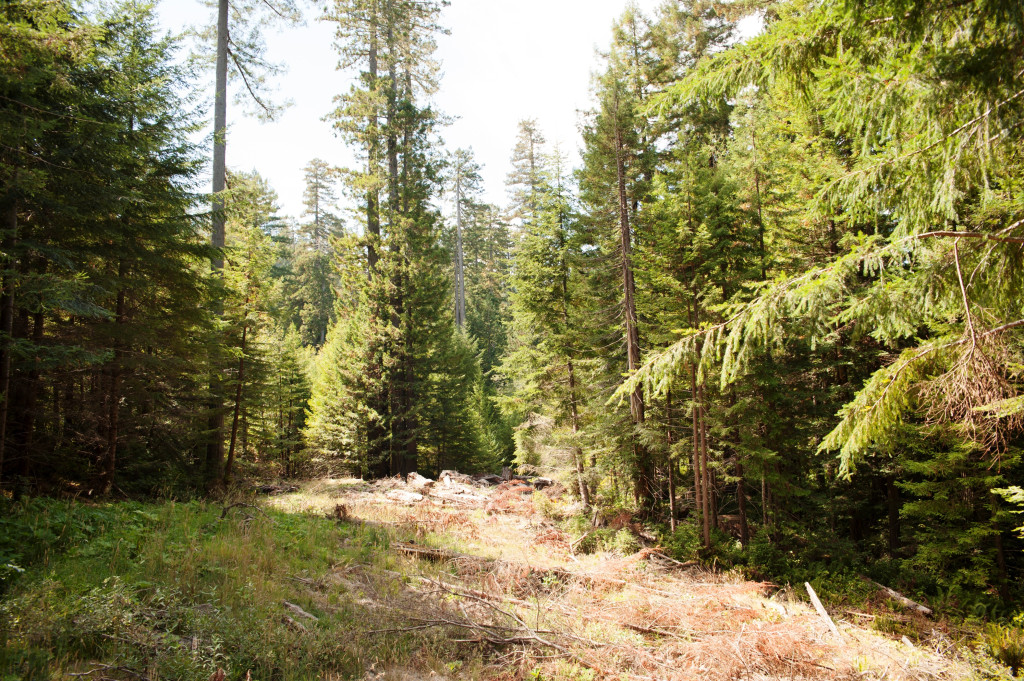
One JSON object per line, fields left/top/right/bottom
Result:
{"left": 157, "top": 0, "right": 664, "bottom": 219}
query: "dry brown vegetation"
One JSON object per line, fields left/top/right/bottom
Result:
{"left": 265, "top": 478, "right": 973, "bottom": 681}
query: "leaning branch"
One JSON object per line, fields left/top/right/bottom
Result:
{"left": 860, "top": 577, "right": 933, "bottom": 616}
{"left": 915, "top": 230, "right": 1024, "bottom": 245}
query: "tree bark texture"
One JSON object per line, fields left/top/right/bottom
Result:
{"left": 206, "top": 0, "right": 230, "bottom": 489}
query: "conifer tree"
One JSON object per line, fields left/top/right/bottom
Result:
{"left": 202, "top": 0, "right": 302, "bottom": 488}
{"left": 0, "top": 0, "right": 213, "bottom": 493}
{"left": 317, "top": 0, "right": 488, "bottom": 477}
{"left": 506, "top": 119, "right": 547, "bottom": 226}
{"left": 501, "top": 146, "right": 592, "bottom": 507}
{"left": 447, "top": 149, "right": 482, "bottom": 329}
{"left": 221, "top": 170, "right": 280, "bottom": 483}
{"left": 578, "top": 9, "right": 660, "bottom": 511}
{"left": 300, "top": 158, "right": 341, "bottom": 252}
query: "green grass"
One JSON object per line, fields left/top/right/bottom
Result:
{"left": 0, "top": 497, "right": 445, "bottom": 681}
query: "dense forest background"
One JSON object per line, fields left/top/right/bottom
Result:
{"left": 2, "top": 0, "right": 1024, "bottom": 617}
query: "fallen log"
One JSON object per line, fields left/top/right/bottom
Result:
{"left": 393, "top": 542, "right": 460, "bottom": 562}
{"left": 569, "top": 531, "right": 592, "bottom": 554}
{"left": 805, "top": 582, "right": 842, "bottom": 639}
{"left": 372, "top": 566, "right": 711, "bottom": 652}
{"left": 860, "top": 576, "right": 933, "bottom": 616}
{"left": 283, "top": 600, "right": 318, "bottom": 622}
{"left": 406, "top": 472, "right": 433, "bottom": 489}
{"left": 384, "top": 489, "right": 424, "bottom": 504}
{"left": 429, "top": 488, "right": 490, "bottom": 506}
{"left": 282, "top": 615, "right": 308, "bottom": 633}
{"left": 393, "top": 542, "right": 580, "bottom": 585}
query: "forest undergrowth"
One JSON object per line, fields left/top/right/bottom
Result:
{"left": 2, "top": 480, "right": 1021, "bottom": 681}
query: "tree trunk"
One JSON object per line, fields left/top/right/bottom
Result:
{"left": 613, "top": 110, "right": 649, "bottom": 509}
{"left": 699, "top": 383, "right": 711, "bottom": 548}
{"left": 690, "top": 364, "right": 702, "bottom": 535}
{"left": 991, "top": 493, "right": 1008, "bottom": 600}
{"left": 761, "top": 475, "right": 769, "bottom": 532}
{"left": 667, "top": 391, "right": 676, "bottom": 532}
{"left": 101, "top": 275, "right": 126, "bottom": 495}
{"left": 567, "top": 358, "right": 591, "bottom": 511}
{"left": 225, "top": 303, "right": 249, "bottom": 485}
{"left": 400, "top": 67, "right": 416, "bottom": 476}
{"left": 751, "top": 126, "right": 766, "bottom": 281}
{"left": 383, "top": 8, "right": 407, "bottom": 478}
{"left": 206, "top": 0, "right": 230, "bottom": 490}
{"left": 736, "top": 461, "right": 749, "bottom": 547}
{"left": 454, "top": 163, "right": 466, "bottom": 327}
{"left": 0, "top": 199, "right": 16, "bottom": 488}
{"left": 365, "top": 1, "right": 380, "bottom": 272}
{"left": 10, "top": 308, "right": 38, "bottom": 486}
{"left": 887, "top": 475, "right": 900, "bottom": 556}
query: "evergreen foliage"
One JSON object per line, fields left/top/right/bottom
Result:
{"left": 1, "top": 0, "right": 1022, "bottom": 620}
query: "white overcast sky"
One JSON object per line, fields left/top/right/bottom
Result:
{"left": 157, "top": 0, "right": 666, "bottom": 221}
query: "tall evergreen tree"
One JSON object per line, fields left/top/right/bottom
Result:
{"left": 0, "top": 0, "right": 213, "bottom": 493}
{"left": 202, "top": 0, "right": 302, "bottom": 488}
{"left": 501, "top": 146, "right": 593, "bottom": 507}
{"left": 314, "top": 0, "right": 489, "bottom": 477}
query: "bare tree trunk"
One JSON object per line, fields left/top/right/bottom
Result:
{"left": 383, "top": 8, "right": 405, "bottom": 478}
{"left": 613, "top": 109, "right": 649, "bottom": 509}
{"left": 206, "top": 0, "right": 230, "bottom": 490}
{"left": 761, "top": 475, "right": 769, "bottom": 530}
{"left": 400, "top": 67, "right": 416, "bottom": 476}
{"left": 362, "top": 2, "right": 388, "bottom": 477}
{"left": 225, "top": 300, "right": 250, "bottom": 485}
{"left": 887, "top": 475, "right": 900, "bottom": 556}
{"left": 736, "top": 461, "right": 749, "bottom": 547}
{"left": 365, "top": 0, "right": 380, "bottom": 272}
{"left": 0, "top": 199, "right": 16, "bottom": 488}
{"left": 699, "top": 383, "right": 711, "bottom": 548}
{"left": 241, "top": 410, "right": 248, "bottom": 466}
{"left": 567, "top": 358, "right": 590, "bottom": 510}
{"left": 101, "top": 275, "right": 126, "bottom": 495}
{"left": 992, "top": 493, "right": 1009, "bottom": 601}
{"left": 667, "top": 391, "right": 676, "bottom": 532}
{"left": 690, "top": 365, "right": 702, "bottom": 535}
{"left": 751, "top": 126, "right": 766, "bottom": 281}
{"left": 454, "top": 162, "right": 466, "bottom": 327}
{"left": 10, "top": 308, "right": 39, "bottom": 487}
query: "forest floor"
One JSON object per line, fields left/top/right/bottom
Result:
{"left": 0, "top": 477, "right": 996, "bottom": 681}
{"left": 263, "top": 476, "right": 975, "bottom": 681}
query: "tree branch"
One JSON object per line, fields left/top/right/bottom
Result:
{"left": 227, "top": 49, "right": 274, "bottom": 115}
{"left": 914, "top": 229, "right": 1024, "bottom": 245}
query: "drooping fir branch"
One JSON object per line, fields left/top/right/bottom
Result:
{"left": 614, "top": 227, "right": 1024, "bottom": 469}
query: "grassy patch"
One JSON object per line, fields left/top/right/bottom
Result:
{"left": 0, "top": 497, "right": 455, "bottom": 681}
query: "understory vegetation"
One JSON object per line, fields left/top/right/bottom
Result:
{"left": 0, "top": 496, "right": 442, "bottom": 680}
